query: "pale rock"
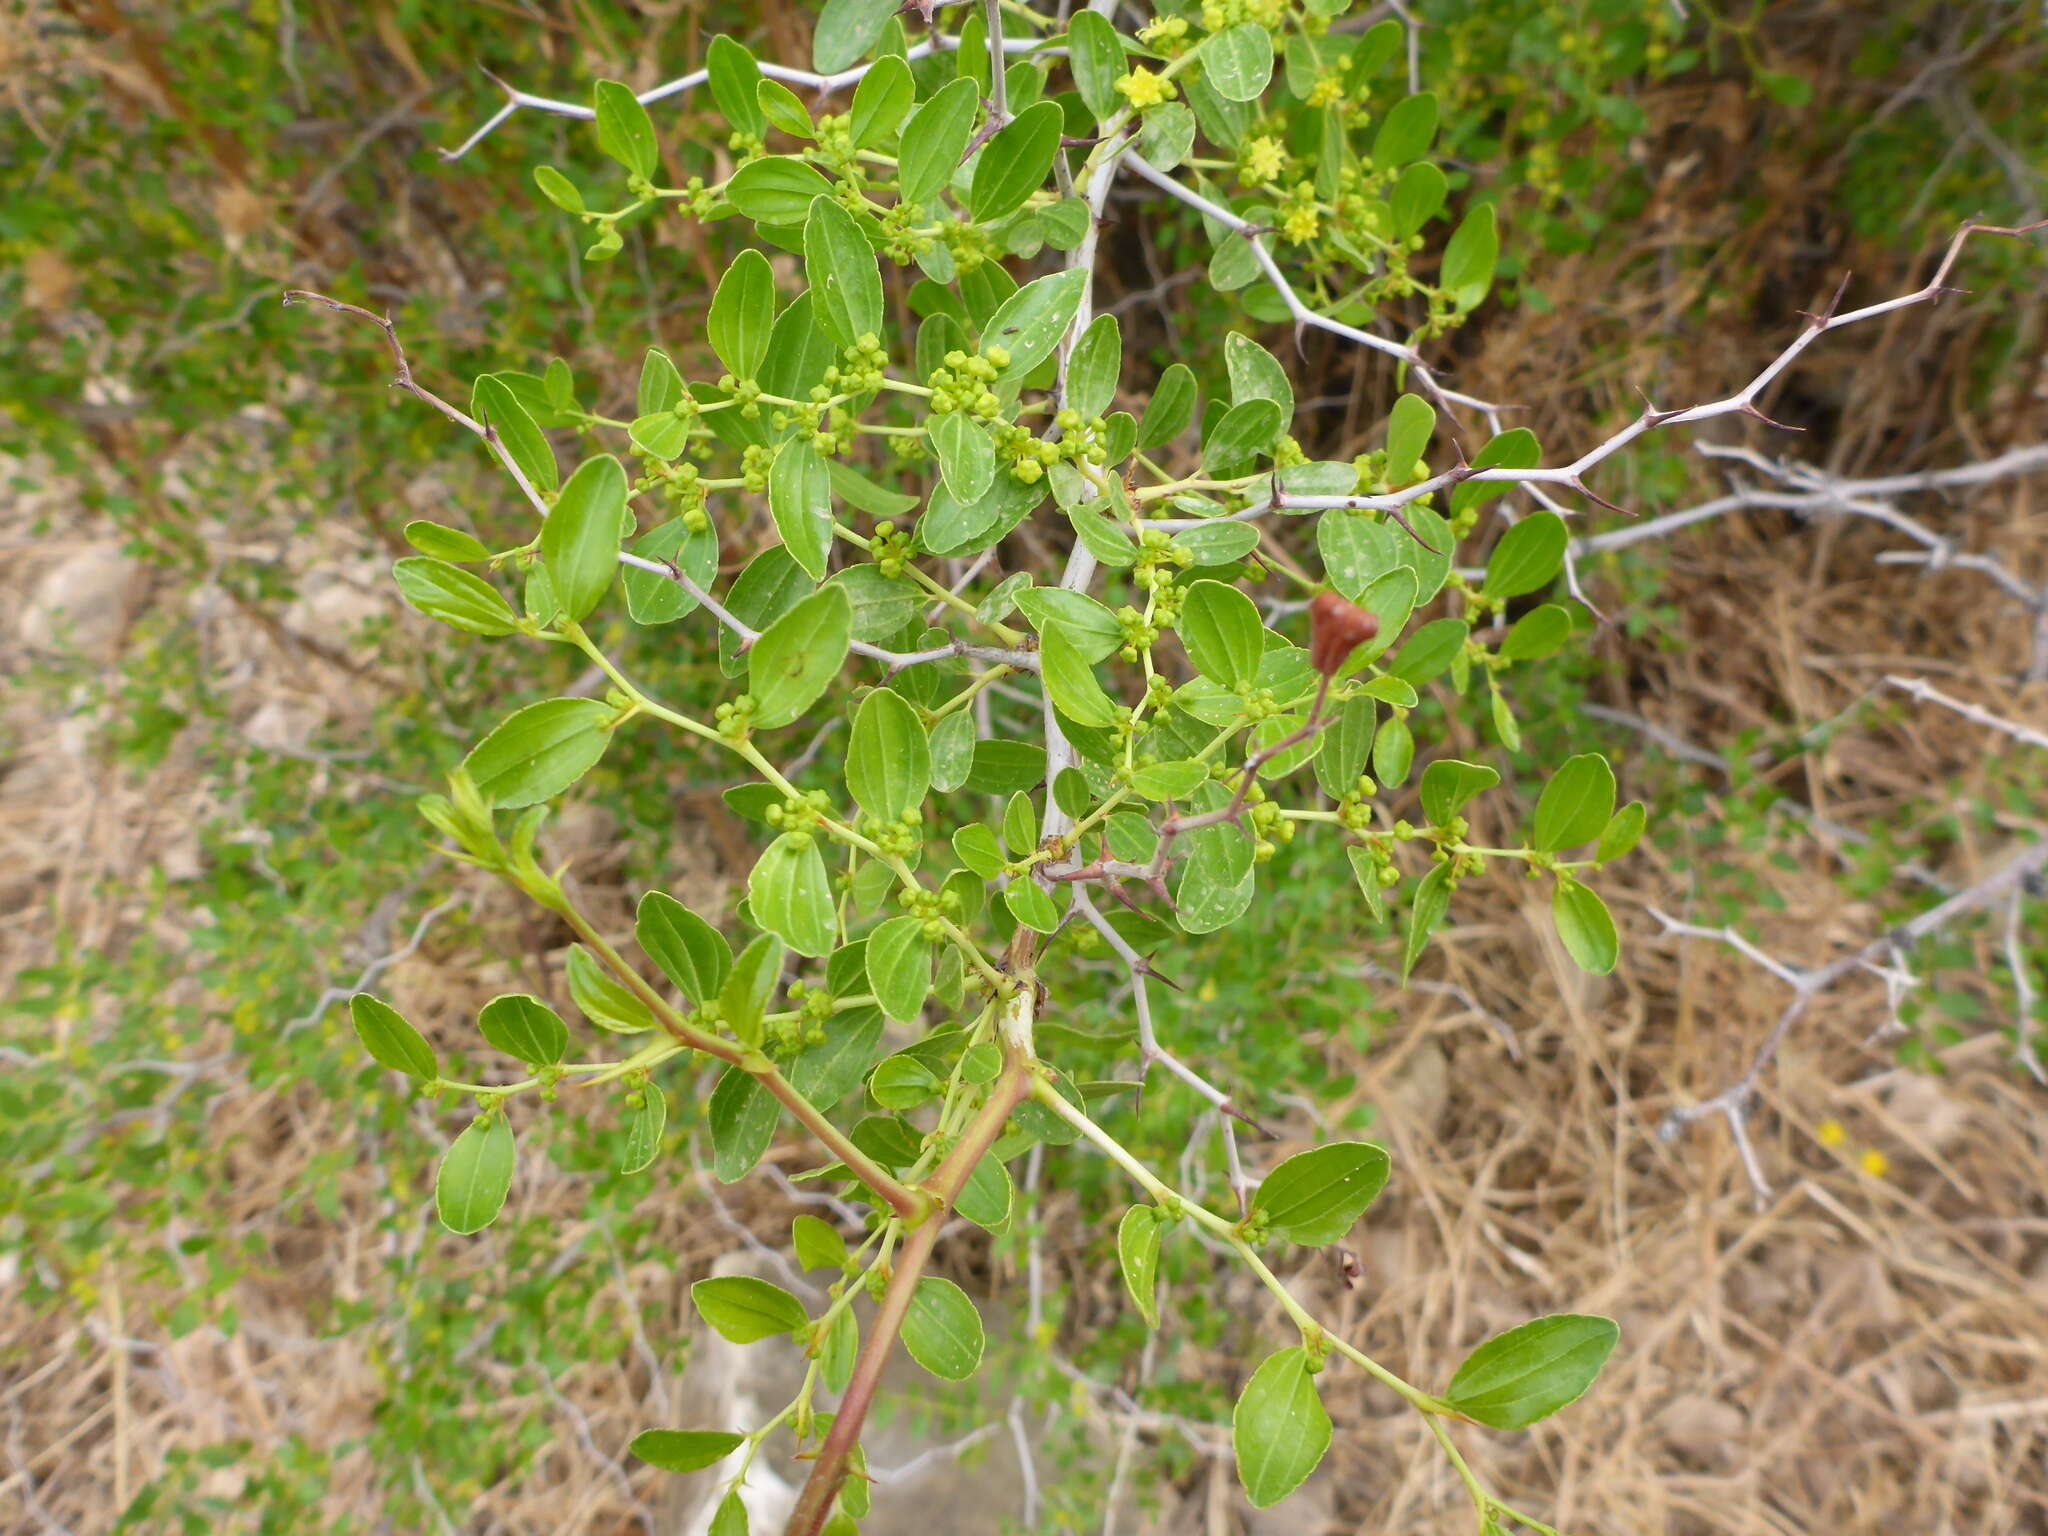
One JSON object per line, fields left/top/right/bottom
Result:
{"left": 285, "top": 574, "right": 384, "bottom": 651}
{"left": 1660, "top": 1391, "right": 1747, "bottom": 1467}
{"left": 1383, "top": 1037, "right": 1450, "bottom": 1132}
{"left": 244, "top": 697, "right": 329, "bottom": 752}
{"left": 1880, "top": 1071, "right": 1969, "bottom": 1153}
{"left": 20, "top": 542, "right": 144, "bottom": 660}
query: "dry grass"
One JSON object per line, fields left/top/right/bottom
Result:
{"left": 6, "top": 7, "right": 2048, "bottom": 1535}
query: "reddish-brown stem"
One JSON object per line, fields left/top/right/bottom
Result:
{"left": 554, "top": 904, "right": 927, "bottom": 1221}
{"left": 783, "top": 1041, "right": 1035, "bottom": 1536}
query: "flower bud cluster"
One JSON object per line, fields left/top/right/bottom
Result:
{"left": 926, "top": 347, "right": 1009, "bottom": 420}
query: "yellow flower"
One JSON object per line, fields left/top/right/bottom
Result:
{"left": 1309, "top": 76, "right": 1345, "bottom": 109}
{"left": 1816, "top": 1119, "right": 1847, "bottom": 1148}
{"left": 1282, "top": 203, "right": 1321, "bottom": 243}
{"left": 1859, "top": 1149, "right": 1890, "bottom": 1178}
{"left": 1116, "top": 67, "right": 1178, "bottom": 110}
{"left": 1240, "top": 135, "right": 1287, "bottom": 186}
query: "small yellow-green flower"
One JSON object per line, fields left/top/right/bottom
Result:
{"left": 1282, "top": 202, "right": 1321, "bottom": 243}
{"left": 1308, "top": 76, "right": 1346, "bottom": 109}
{"left": 1115, "top": 66, "right": 1178, "bottom": 110}
{"left": 1240, "top": 135, "right": 1286, "bottom": 186}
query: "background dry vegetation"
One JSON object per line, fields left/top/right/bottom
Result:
{"left": 4, "top": 2, "right": 2047, "bottom": 1533}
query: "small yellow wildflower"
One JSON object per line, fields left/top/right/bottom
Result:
{"left": 1308, "top": 76, "right": 1346, "bottom": 109}
{"left": 1137, "top": 15, "right": 1189, "bottom": 48}
{"left": 1816, "top": 1119, "right": 1847, "bottom": 1148}
{"left": 1282, "top": 202, "right": 1321, "bottom": 243}
{"left": 1240, "top": 135, "right": 1287, "bottom": 186}
{"left": 1859, "top": 1149, "right": 1890, "bottom": 1178}
{"left": 1116, "top": 66, "right": 1178, "bottom": 110}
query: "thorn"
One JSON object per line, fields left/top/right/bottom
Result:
{"left": 1739, "top": 401, "right": 1805, "bottom": 433}
{"left": 1292, "top": 320, "right": 1311, "bottom": 361}
{"left": 1135, "top": 960, "right": 1183, "bottom": 992}
{"left": 1570, "top": 477, "right": 1637, "bottom": 518}
{"left": 479, "top": 65, "right": 516, "bottom": 97}
{"left": 1796, "top": 269, "right": 1852, "bottom": 327}
{"left": 1385, "top": 506, "right": 1442, "bottom": 553}
{"left": 1219, "top": 1099, "right": 1276, "bottom": 1137}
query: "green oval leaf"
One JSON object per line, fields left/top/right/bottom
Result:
{"left": 393, "top": 557, "right": 518, "bottom": 637}
{"left": 691, "top": 1275, "right": 808, "bottom": 1343}
{"left": 1003, "top": 878, "right": 1061, "bottom": 934}
{"left": 970, "top": 100, "right": 1064, "bottom": 222}
{"left": 981, "top": 266, "right": 1089, "bottom": 382}
{"left": 1552, "top": 881, "right": 1619, "bottom": 974}
{"left": 350, "top": 993, "right": 437, "bottom": 1080}
{"left": 628, "top": 1428, "right": 745, "bottom": 1473}
{"left": 804, "top": 194, "right": 883, "bottom": 350}
{"left": 1532, "top": 752, "right": 1616, "bottom": 852}
{"left": 1233, "top": 1347, "right": 1332, "bottom": 1508}
{"left": 636, "top": 891, "right": 733, "bottom": 1004}
{"left": 1205, "top": 23, "right": 1275, "bottom": 102}
{"left": 1203, "top": 397, "right": 1284, "bottom": 476}
{"left": 813, "top": 0, "right": 898, "bottom": 72}
{"left": 1442, "top": 201, "right": 1499, "bottom": 312}
{"left": 1498, "top": 602, "right": 1573, "bottom": 662}
{"left": 709, "top": 1066, "right": 777, "bottom": 1181}
{"left": 1040, "top": 625, "right": 1120, "bottom": 728}
{"left": 727, "top": 155, "right": 835, "bottom": 225}
{"left": 1445, "top": 1314, "right": 1619, "bottom": 1430}
{"left": 848, "top": 54, "right": 914, "bottom": 148}
{"left": 768, "top": 439, "right": 835, "bottom": 580}
{"left": 1390, "top": 160, "right": 1448, "bottom": 239}
{"left": 1384, "top": 392, "right": 1436, "bottom": 479}
{"left": 897, "top": 77, "right": 978, "bottom": 206}
{"left": 1402, "top": 860, "right": 1451, "bottom": 980}
{"left": 1067, "top": 10, "right": 1127, "bottom": 121}
{"left": 1371, "top": 91, "right": 1439, "bottom": 167}
{"left": 749, "top": 584, "right": 852, "bottom": 729}
{"left": 593, "top": 79, "right": 658, "bottom": 178}
{"left": 709, "top": 248, "right": 777, "bottom": 380}
{"left": 473, "top": 374, "right": 559, "bottom": 494}
{"left": 1483, "top": 512, "right": 1568, "bottom": 599}
{"left": 1596, "top": 802, "right": 1647, "bottom": 864}
{"left": 436, "top": 1113, "right": 515, "bottom": 1234}
{"left": 1419, "top": 759, "right": 1500, "bottom": 826}
{"left": 707, "top": 35, "right": 766, "bottom": 138}
{"left": 461, "top": 697, "right": 615, "bottom": 809}
{"left": 749, "top": 832, "right": 837, "bottom": 957}
{"left": 1252, "top": 1141, "right": 1391, "bottom": 1246}
{"left": 931, "top": 411, "right": 997, "bottom": 504}
{"left": 567, "top": 943, "right": 656, "bottom": 1033}
{"left": 620, "top": 1081, "right": 667, "bottom": 1174}
{"left": 929, "top": 709, "right": 976, "bottom": 792}
{"left": 1178, "top": 579, "right": 1265, "bottom": 694}
{"left": 719, "top": 932, "right": 784, "bottom": 1048}
{"left": 542, "top": 454, "right": 627, "bottom": 623}
{"left": 1117, "top": 1205, "right": 1164, "bottom": 1329}
{"left": 477, "top": 993, "right": 568, "bottom": 1066}
{"left": 865, "top": 915, "right": 932, "bottom": 1022}
{"left": 1138, "top": 363, "right": 1197, "bottom": 451}
{"left": 847, "top": 688, "right": 930, "bottom": 823}
{"left": 901, "top": 1276, "right": 984, "bottom": 1380}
